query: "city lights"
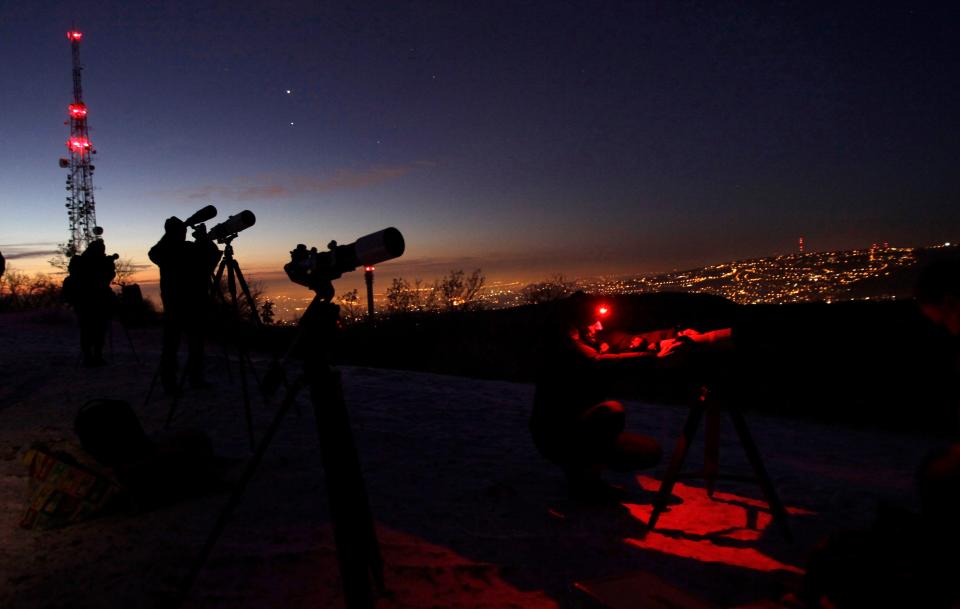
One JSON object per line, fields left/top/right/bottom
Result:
{"left": 267, "top": 243, "right": 954, "bottom": 321}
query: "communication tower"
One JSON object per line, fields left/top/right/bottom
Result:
{"left": 798, "top": 236, "right": 805, "bottom": 254}
{"left": 59, "top": 30, "right": 99, "bottom": 257}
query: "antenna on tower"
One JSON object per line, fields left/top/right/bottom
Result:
{"left": 58, "top": 28, "right": 99, "bottom": 258}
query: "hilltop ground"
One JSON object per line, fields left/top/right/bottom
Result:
{"left": 0, "top": 309, "right": 938, "bottom": 608}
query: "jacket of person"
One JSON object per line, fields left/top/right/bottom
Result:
{"left": 148, "top": 234, "right": 221, "bottom": 315}
{"left": 64, "top": 242, "right": 116, "bottom": 311}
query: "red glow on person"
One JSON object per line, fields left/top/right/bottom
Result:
{"left": 67, "top": 31, "right": 83, "bottom": 41}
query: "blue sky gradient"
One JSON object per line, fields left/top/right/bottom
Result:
{"left": 2, "top": 2, "right": 957, "bottom": 300}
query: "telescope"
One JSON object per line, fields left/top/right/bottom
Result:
{"left": 208, "top": 210, "right": 256, "bottom": 243}
{"left": 184, "top": 205, "right": 217, "bottom": 227}
{"left": 186, "top": 229, "right": 401, "bottom": 609}
{"left": 285, "top": 227, "right": 405, "bottom": 292}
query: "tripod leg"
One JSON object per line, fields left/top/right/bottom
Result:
{"left": 236, "top": 344, "right": 257, "bottom": 451}
{"left": 704, "top": 404, "right": 721, "bottom": 497}
{"left": 150, "top": 319, "right": 181, "bottom": 406}
{"left": 220, "top": 342, "right": 233, "bottom": 381}
{"left": 212, "top": 260, "right": 234, "bottom": 382}
{"left": 242, "top": 350, "right": 270, "bottom": 409}
{"left": 212, "top": 258, "right": 227, "bottom": 295}
{"left": 311, "top": 366, "right": 384, "bottom": 607}
{"left": 171, "top": 377, "right": 306, "bottom": 609}
{"left": 728, "top": 408, "right": 793, "bottom": 542}
{"left": 164, "top": 366, "right": 190, "bottom": 429}
{"left": 121, "top": 320, "right": 140, "bottom": 363}
{"left": 648, "top": 400, "right": 705, "bottom": 531}
{"left": 227, "top": 263, "right": 257, "bottom": 451}
{"left": 144, "top": 363, "right": 162, "bottom": 406}
{"left": 232, "top": 262, "right": 262, "bottom": 325}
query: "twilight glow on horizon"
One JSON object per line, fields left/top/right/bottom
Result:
{"left": 1, "top": 2, "right": 957, "bottom": 298}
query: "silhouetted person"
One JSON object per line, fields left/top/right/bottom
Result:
{"left": 149, "top": 217, "right": 221, "bottom": 393}
{"left": 915, "top": 258, "right": 960, "bottom": 542}
{"left": 0, "top": 250, "right": 5, "bottom": 278}
{"left": 801, "top": 259, "right": 960, "bottom": 609}
{"left": 64, "top": 239, "right": 117, "bottom": 366}
{"left": 531, "top": 293, "right": 663, "bottom": 502}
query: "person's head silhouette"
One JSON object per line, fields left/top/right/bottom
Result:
{"left": 84, "top": 239, "right": 105, "bottom": 257}
{"left": 164, "top": 217, "right": 187, "bottom": 242}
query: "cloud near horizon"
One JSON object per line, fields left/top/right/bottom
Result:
{"left": 0, "top": 246, "right": 60, "bottom": 260}
{"left": 174, "top": 162, "right": 435, "bottom": 201}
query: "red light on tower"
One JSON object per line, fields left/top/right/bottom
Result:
{"left": 364, "top": 266, "right": 375, "bottom": 272}
{"left": 69, "top": 103, "right": 88, "bottom": 119}
{"left": 67, "top": 136, "right": 91, "bottom": 152}
{"left": 67, "top": 31, "right": 83, "bottom": 41}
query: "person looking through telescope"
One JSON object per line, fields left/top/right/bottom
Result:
{"left": 531, "top": 292, "right": 738, "bottom": 503}
{"left": 149, "top": 215, "right": 222, "bottom": 394}
{"left": 63, "top": 239, "right": 117, "bottom": 367}
{"left": 531, "top": 293, "right": 664, "bottom": 503}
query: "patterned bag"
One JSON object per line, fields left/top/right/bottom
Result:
{"left": 19, "top": 447, "right": 121, "bottom": 530}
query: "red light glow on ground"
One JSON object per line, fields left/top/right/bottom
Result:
{"left": 623, "top": 476, "right": 815, "bottom": 574}
{"left": 189, "top": 524, "right": 561, "bottom": 609}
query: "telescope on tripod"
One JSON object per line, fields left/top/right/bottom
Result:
{"left": 147, "top": 206, "right": 262, "bottom": 451}
{"left": 174, "top": 227, "right": 405, "bottom": 609}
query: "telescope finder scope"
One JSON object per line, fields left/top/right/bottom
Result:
{"left": 184, "top": 205, "right": 217, "bottom": 227}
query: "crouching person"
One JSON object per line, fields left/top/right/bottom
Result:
{"left": 74, "top": 399, "right": 218, "bottom": 508}
{"left": 531, "top": 293, "right": 662, "bottom": 503}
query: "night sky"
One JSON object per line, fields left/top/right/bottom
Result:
{"left": 1, "top": 1, "right": 958, "bottom": 296}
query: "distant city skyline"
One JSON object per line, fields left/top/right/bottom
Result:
{"left": 3, "top": 234, "right": 952, "bottom": 315}
{"left": 2, "top": 3, "right": 958, "bottom": 295}
{"left": 269, "top": 240, "right": 953, "bottom": 321}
